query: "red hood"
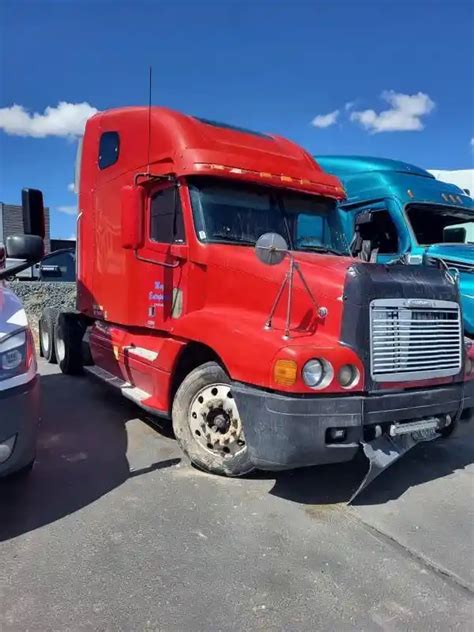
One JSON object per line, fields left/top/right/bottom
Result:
{"left": 199, "top": 245, "right": 354, "bottom": 342}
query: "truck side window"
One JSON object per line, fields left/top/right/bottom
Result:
{"left": 150, "top": 187, "right": 185, "bottom": 244}
{"left": 98, "top": 132, "right": 120, "bottom": 169}
{"left": 356, "top": 210, "right": 399, "bottom": 254}
{"left": 374, "top": 210, "right": 399, "bottom": 253}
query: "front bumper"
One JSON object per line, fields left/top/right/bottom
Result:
{"left": 0, "top": 376, "right": 40, "bottom": 477}
{"left": 232, "top": 380, "right": 474, "bottom": 470}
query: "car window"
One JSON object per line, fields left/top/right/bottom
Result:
{"left": 39, "top": 251, "right": 76, "bottom": 282}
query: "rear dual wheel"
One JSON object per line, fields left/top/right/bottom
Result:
{"left": 172, "top": 362, "right": 254, "bottom": 477}
{"left": 39, "top": 308, "right": 59, "bottom": 363}
{"left": 54, "top": 313, "right": 84, "bottom": 375}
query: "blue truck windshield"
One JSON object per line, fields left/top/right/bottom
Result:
{"left": 406, "top": 203, "right": 474, "bottom": 245}
{"left": 189, "top": 177, "right": 350, "bottom": 255}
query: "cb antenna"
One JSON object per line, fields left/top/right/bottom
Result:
{"left": 146, "top": 65, "right": 152, "bottom": 174}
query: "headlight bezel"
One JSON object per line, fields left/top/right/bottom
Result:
{"left": 302, "top": 358, "right": 334, "bottom": 390}
{"left": 0, "top": 329, "right": 29, "bottom": 381}
{"left": 338, "top": 364, "right": 360, "bottom": 389}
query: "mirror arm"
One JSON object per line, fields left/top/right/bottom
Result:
{"left": 0, "top": 259, "right": 34, "bottom": 280}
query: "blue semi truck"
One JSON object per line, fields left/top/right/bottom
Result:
{"left": 316, "top": 156, "right": 474, "bottom": 337}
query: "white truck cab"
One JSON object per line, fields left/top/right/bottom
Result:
{"left": 0, "top": 189, "right": 45, "bottom": 477}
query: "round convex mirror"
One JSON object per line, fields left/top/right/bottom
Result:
{"left": 255, "top": 233, "right": 288, "bottom": 266}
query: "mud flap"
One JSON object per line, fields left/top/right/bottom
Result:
{"left": 349, "top": 429, "right": 439, "bottom": 503}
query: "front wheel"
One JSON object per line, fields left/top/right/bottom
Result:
{"left": 172, "top": 362, "right": 254, "bottom": 477}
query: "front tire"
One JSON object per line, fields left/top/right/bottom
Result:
{"left": 172, "top": 362, "right": 254, "bottom": 477}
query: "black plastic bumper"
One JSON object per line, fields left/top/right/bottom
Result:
{"left": 232, "top": 380, "right": 474, "bottom": 471}
{"left": 0, "top": 376, "right": 40, "bottom": 477}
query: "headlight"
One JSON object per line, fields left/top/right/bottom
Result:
{"left": 302, "top": 359, "right": 323, "bottom": 387}
{"left": 0, "top": 330, "right": 28, "bottom": 381}
{"left": 338, "top": 364, "right": 360, "bottom": 389}
{"left": 302, "top": 358, "right": 333, "bottom": 389}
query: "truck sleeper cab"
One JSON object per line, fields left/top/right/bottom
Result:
{"left": 43, "top": 109, "right": 473, "bottom": 484}
{"left": 316, "top": 156, "right": 474, "bottom": 338}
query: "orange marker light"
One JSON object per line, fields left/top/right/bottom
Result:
{"left": 273, "top": 359, "right": 298, "bottom": 386}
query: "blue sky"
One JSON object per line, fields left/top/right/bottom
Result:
{"left": 0, "top": 0, "right": 473, "bottom": 239}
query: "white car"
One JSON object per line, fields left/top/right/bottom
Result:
{"left": 0, "top": 188, "right": 45, "bottom": 477}
{"left": 0, "top": 281, "right": 40, "bottom": 476}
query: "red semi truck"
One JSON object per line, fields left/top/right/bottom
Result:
{"left": 39, "top": 107, "right": 473, "bottom": 493}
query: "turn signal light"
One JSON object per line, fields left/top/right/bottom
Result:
{"left": 273, "top": 359, "right": 298, "bottom": 386}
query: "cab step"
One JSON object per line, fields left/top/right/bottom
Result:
{"left": 84, "top": 365, "right": 150, "bottom": 405}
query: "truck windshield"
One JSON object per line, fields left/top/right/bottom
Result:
{"left": 406, "top": 203, "right": 474, "bottom": 245}
{"left": 188, "top": 177, "right": 349, "bottom": 255}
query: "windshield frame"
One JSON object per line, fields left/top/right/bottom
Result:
{"left": 404, "top": 201, "right": 474, "bottom": 247}
{"left": 187, "top": 176, "right": 350, "bottom": 255}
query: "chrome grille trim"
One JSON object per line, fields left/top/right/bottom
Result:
{"left": 370, "top": 298, "right": 462, "bottom": 382}
{"left": 426, "top": 257, "right": 474, "bottom": 274}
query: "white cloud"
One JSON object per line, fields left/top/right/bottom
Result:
{"left": 344, "top": 101, "right": 355, "bottom": 111}
{"left": 67, "top": 182, "right": 75, "bottom": 192}
{"left": 56, "top": 205, "right": 77, "bottom": 215}
{"left": 350, "top": 91, "right": 435, "bottom": 133}
{"left": 471, "top": 137, "right": 474, "bottom": 148}
{"left": 428, "top": 169, "right": 474, "bottom": 196}
{"left": 0, "top": 101, "right": 98, "bottom": 138}
{"left": 311, "top": 109, "right": 339, "bottom": 129}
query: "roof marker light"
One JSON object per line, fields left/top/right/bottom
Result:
{"left": 193, "top": 162, "right": 343, "bottom": 197}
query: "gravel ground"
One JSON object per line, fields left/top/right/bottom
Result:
{"left": 0, "top": 361, "right": 473, "bottom": 631}
{"left": 9, "top": 281, "right": 76, "bottom": 343}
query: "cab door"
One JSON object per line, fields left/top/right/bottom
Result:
{"left": 136, "top": 183, "right": 188, "bottom": 330}
{"left": 351, "top": 201, "right": 408, "bottom": 264}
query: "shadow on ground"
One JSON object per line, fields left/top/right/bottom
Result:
{"left": 1, "top": 369, "right": 472, "bottom": 541}
{"left": 268, "top": 421, "right": 474, "bottom": 506}
{"left": 0, "top": 372, "right": 179, "bottom": 542}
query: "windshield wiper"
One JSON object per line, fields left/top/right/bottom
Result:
{"left": 296, "top": 244, "right": 347, "bottom": 256}
{"left": 211, "top": 236, "right": 256, "bottom": 246}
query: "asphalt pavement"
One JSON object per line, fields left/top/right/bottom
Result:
{"left": 1, "top": 360, "right": 473, "bottom": 631}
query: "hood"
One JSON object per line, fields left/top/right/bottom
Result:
{"left": 425, "top": 243, "right": 474, "bottom": 264}
{"left": 0, "top": 283, "right": 29, "bottom": 341}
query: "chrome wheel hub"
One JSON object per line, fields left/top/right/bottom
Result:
{"left": 41, "top": 328, "right": 50, "bottom": 353}
{"left": 56, "top": 332, "right": 65, "bottom": 361}
{"left": 189, "top": 383, "right": 246, "bottom": 458}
